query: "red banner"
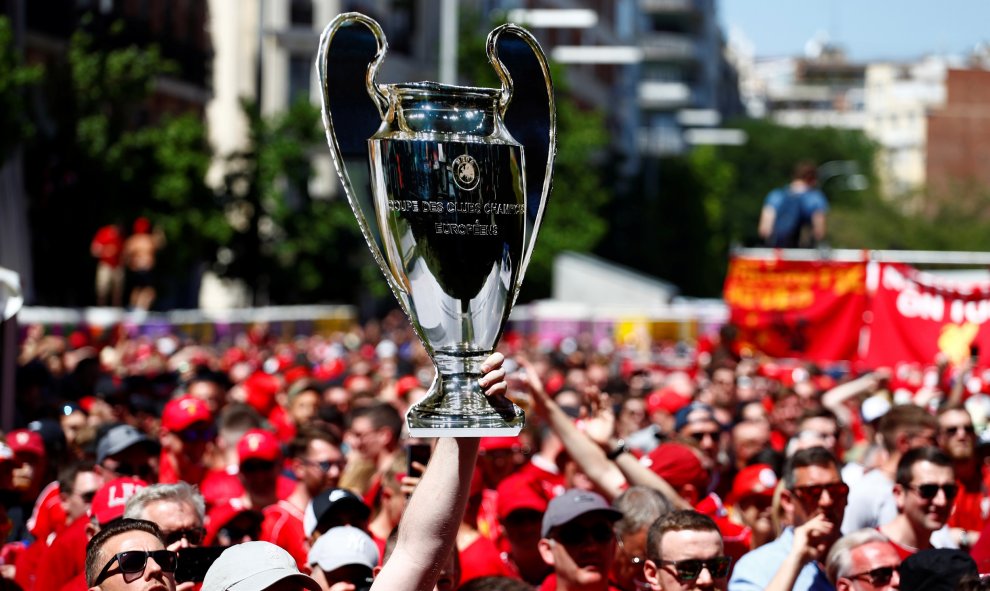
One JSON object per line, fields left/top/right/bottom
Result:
{"left": 723, "top": 257, "right": 868, "bottom": 362}
{"left": 863, "top": 263, "right": 990, "bottom": 368}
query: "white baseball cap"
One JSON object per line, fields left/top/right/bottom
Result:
{"left": 202, "top": 541, "right": 320, "bottom": 591}
{"left": 308, "top": 526, "right": 379, "bottom": 573}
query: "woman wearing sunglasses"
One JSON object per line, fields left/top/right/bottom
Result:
{"left": 84, "top": 518, "right": 178, "bottom": 591}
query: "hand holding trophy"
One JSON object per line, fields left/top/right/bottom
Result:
{"left": 317, "top": 13, "right": 555, "bottom": 436}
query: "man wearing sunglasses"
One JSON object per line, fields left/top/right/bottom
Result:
{"left": 536, "top": 489, "right": 623, "bottom": 591}
{"left": 824, "top": 529, "right": 901, "bottom": 591}
{"left": 935, "top": 404, "right": 985, "bottom": 550}
{"left": 124, "top": 483, "right": 207, "bottom": 591}
{"left": 84, "top": 517, "right": 177, "bottom": 590}
{"left": 730, "top": 446, "right": 847, "bottom": 591}
{"left": 643, "top": 510, "right": 731, "bottom": 591}
{"left": 878, "top": 446, "right": 956, "bottom": 559}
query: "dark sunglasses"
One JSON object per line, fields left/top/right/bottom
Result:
{"left": 660, "top": 557, "right": 732, "bottom": 581}
{"left": 95, "top": 549, "right": 177, "bottom": 584}
{"left": 792, "top": 482, "right": 849, "bottom": 504}
{"left": 305, "top": 458, "right": 346, "bottom": 472}
{"left": 78, "top": 490, "right": 99, "bottom": 504}
{"left": 942, "top": 425, "right": 976, "bottom": 436}
{"left": 241, "top": 460, "right": 277, "bottom": 473}
{"left": 848, "top": 566, "right": 896, "bottom": 586}
{"left": 553, "top": 522, "right": 615, "bottom": 546}
{"left": 163, "top": 527, "right": 205, "bottom": 546}
{"left": 179, "top": 426, "right": 217, "bottom": 443}
{"left": 688, "top": 431, "right": 719, "bottom": 442}
{"left": 113, "top": 463, "right": 155, "bottom": 479}
{"left": 908, "top": 483, "right": 958, "bottom": 501}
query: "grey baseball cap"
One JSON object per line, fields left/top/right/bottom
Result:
{"left": 96, "top": 424, "right": 158, "bottom": 463}
{"left": 541, "top": 489, "right": 622, "bottom": 538}
{"left": 203, "top": 541, "right": 321, "bottom": 591}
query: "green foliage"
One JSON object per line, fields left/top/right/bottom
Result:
{"left": 217, "top": 98, "right": 363, "bottom": 304}
{"left": 0, "top": 16, "right": 43, "bottom": 159}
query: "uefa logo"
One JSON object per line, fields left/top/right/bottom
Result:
{"left": 451, "top": 154, "right": 481, "bottom": 191}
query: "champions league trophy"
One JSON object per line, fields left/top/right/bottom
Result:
{"left": 317, "top": 13, "right": 555, "bottom": 436}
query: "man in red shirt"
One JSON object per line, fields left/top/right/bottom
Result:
{"left": 536, "top": 489, "right": 623, "bottom": 591}
{"left": 879, "top": 446, "right": 956, "bottom": 559}
{"left": 936, "top": 403, "right": 987, "bottom": 548}
{"left": 158, "top": 395, "right": 214, "bottom": 486}
{"left": 90, "top": 223, "right": 124, "bottom": 307}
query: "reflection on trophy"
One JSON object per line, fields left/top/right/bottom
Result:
{"left": 317, "top": 12, "right": 555, "bottom": 436}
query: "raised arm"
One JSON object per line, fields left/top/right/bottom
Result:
{"left": 371, "top": 353, "right": 505, "bottom": 591}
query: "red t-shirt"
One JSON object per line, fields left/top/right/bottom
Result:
{"left": 538, "top": 572, "right": 623, "bottom": 591}
{"left": 91, "top": 225, "right": 123, "bottom": 267}
{"left": 28, "top": 481, "right": 67, "bottom": 542}
{"left": 34, "top": 517, "right": 88, "bottom": 591}
{"left": 261, "top": 500, "right": 309, "bottom": 572}
{"left": 949, "top": 469, "right": 990, "bottom": 532}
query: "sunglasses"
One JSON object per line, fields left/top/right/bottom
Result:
{"left": 792, "top": 482, "right": 849, "bottom": 504}
{"left": 688, "top": 431, "right": 719, "bottom": 443}
{"left": 553, "top": 522, "right": 615, "bottom": 546}
{"left": 95, "top": 549, "right": 177, "bottom": 584}
{"left": 113, "top": 463, "right": 155, "bottom": 480}
{"left": 907, "top": 483, "right": 958, "bottom": 501}
{"left": 241, "top": 460, "right": 277, "bottom": 473}
{"left": 847, "top": 565, "right": 897, "bottom": 586}
{"left": 659, "top": 557, "right": 732, "bottom": 581}
{"left": 179, "top": 426, "right": 217, "bottom": 443}
{"left": 78, "top": 490, "right": 99, "bottom": 504}
{"left": 942, "top": 425, "right": 976, "bottom": 436}
{"left": 305, "top": 458, "right": 346, "bottom": 473}
{"left": 163, "top": 527, "right": 205, "bottom": 546}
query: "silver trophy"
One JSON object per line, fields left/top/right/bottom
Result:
{"left": 317, "top": 13, "right": 555, "bottom": 436}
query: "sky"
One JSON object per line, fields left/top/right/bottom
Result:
{"left": 718, "top": 0, "right": 990, "bottom": 62}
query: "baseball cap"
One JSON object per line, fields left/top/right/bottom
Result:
{"left": 237, "top": 429, "right": 281, "bottom": 464}
{"left": 203, "top": 541, "right": 320, "bottom": 591}
{"left": 496, "top": 476, "right": 549, "bottom": 520}
{"left": 395, "top": 375, "right": 422, "bottom": 398}
{"left": 308, "top": 526, "right": 379, "bottom": 572}
{"left": 861, "top": 394, "right": 892, "bottom": 424}
{"left": 304, "top": 488, "right": 371, "bottom": 537}
{"left": 646, "top": 388, "right": 691, "bottom": 416}
{"left": 161, "top": 395, "right": 213, "bottom": 432}
{"left": 541, "top": 489, "right": 622, "bottom": 538}
{"left": 96, "top": 424, "right": 158, "bottom": 464}
{"left": 674, "top": 402, "right": 718, "bottom": 433}
{"left": 6, "top": 429, "right": 44, "bottom": 457}
{"left": 642, "top": 443, "right": 709, "bottom": 494}
{"left": 726, "top": 464, "right": 779, "bottom": 505}
{"left": 899, "top": 548, "right": 977, "bottom": 591}
{"left": 90, "top": 477, "right": 148, "bottom": 525}
{"left": 479, "top": 436, "right": 521, "bottom": 454}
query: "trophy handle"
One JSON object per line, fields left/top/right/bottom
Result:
{"left": 317, "top": 13, "right": 416, "bottom": 308}
{"left": 487, "top": 25, "right": 557, "bottom": 304}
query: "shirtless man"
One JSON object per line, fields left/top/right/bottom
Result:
{"left": 123, "top": 217, "right": 164, "bottom": 310}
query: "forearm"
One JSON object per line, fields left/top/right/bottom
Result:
{"left": 763, "top": 547, "right": 807, "bottom": 591}
{"left": 614, "top": 453, "right": 692, "bottom": 510}
{"left": 543, "top": 398, "right": 627, "bottom": 499}
{"left": 373, "top": 437, "right": 479, "bottom": 591}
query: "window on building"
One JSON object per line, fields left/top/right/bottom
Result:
{"left": 290, "top": 0, "right": 313, "bottom": 26}
{"left": 289, "top": 54, "right": 311, "bottom": 105}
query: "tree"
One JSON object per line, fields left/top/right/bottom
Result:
{"left": 24, "top": 15, "right": 220, "bottom": 307}
{"left": 0, "top": 16, "right": 42, "bottom": 160}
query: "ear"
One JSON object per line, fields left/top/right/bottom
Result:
{"left": 681, "top": 484, "right": 699, "bottom": 506}
{"left": 537, "top": 538, "right": 557, "bottom": 566}
{"left": 892, "top": 483, "right": 906, "bottom": 509}
{"left": 894, "top": 431, "right": 911, "bottom": 454}
{"left": 643, "top": 559, "right": 661, "bottom": 590}
{"left": 85, "top": 520, "right": 99, "bottom": 541}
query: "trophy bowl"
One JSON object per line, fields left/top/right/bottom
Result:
{"left": 317, "top": 12, "right": 555, "bottom": 437}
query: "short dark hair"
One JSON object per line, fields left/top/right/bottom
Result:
{"left": 895, "top": 446, "right": 952, "bottom": 487}
{"left": 646, "top": 510, "right": 720, "bottom": 563}
{"left": 286, "top": 426, "right": 340, "bottom": 459}
{"left": 878, "top": 405, "right": 938, "bottom": 452}
{"left": 348, "top": 402, "right": 402, "bottom": 439}
{"left": 458, "top": 576, "right": 534, "bottom": 591}
{"left": 58, "top": 460, "right": 98, "bottom": 494}
{"left": 798, "top": 407, "right": 838, "bottom": 426}
{"left": 783, "top": 446, "right": 840, "bottom": 489}
{"left": 85, "top": 518, "right": 165, "bottom": 587}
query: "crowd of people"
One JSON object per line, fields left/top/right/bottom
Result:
{"left": 5, "top": 311, "right": 990, "bottom": 590}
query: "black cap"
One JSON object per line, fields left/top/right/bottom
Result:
{"left": 898, "top": 548, "right": 977, "bottom": 591}
{"left": 304, "top": 488, "right": 371, "bottom": 537}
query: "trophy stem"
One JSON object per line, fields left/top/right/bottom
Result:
{"left": 406, "top": 351, "right": 524, "bottom": 437}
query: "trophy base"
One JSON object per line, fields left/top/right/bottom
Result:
{"left": 406, "top": 357, "right": 525, "bottom": 438}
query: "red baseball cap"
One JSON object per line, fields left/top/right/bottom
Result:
{"left": 727, "top": 464, "right": 779, "bottom": 505}
{"left": 646, "top": 388, "right": 691, "bottom": 416}
{"left": 237, "top": 429, "right": 281, "bottom": 464}
{"left": 90, "top": 477, "right": 148, "bottom": 525}
{"left": 642, "top": 443, "right": 708, "bottom": 494}
{"left": 243, "top": 372, "right": 281, "bottom": 415}
{"left": 496, "top": 475, "right": 548, "bottom": 520}
{"left": 479, "top": 436, "right": 521, "bottom": 454}
{"left": 395, "top": 375, "right": 422, "bottom": 398}
{"left": 161, "top": 396, "right": 212, "bottom": 432}
{"left": 6, "top": 429, "right": 44, "bottom": 458}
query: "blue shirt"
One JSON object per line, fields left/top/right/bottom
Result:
{"left": 728, "top": 527, "right": 835, "bottom": 591}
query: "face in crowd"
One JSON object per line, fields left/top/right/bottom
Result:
{"left": 539, "top": 513, "right": 617, "bottom": 589}
{"left": 835, "top": 541, "right": 901, "bottom": 591}
{"left": 781, "top": 451, "right": 848, "bottom": 556}
{"left": 643, "top": 512, "right": 729, "bottom": 591}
